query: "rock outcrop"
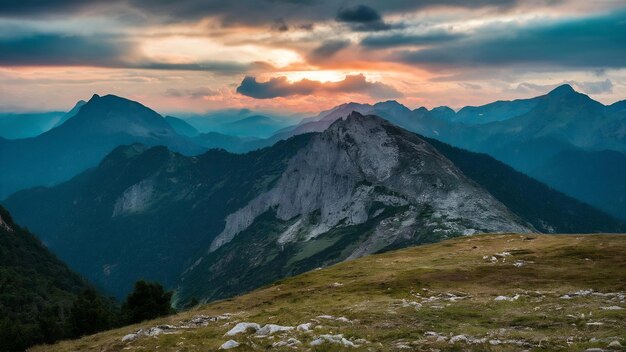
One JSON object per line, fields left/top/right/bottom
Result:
{"left": 210, "top": 112, "right": 532, "bottom": 255}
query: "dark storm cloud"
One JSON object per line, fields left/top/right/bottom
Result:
{"left": 237, "top": 74, "right": 402, "bottom": 99}
{"left": 0, "top": 33, "right": 255, "bottom": 73}
{"left": 0, "top": 34, "right": 131, "bottom": 66}
{"left": 0, "top": 0, "right": 95, "bottom": 16}
{"left": 307, "top": 39, "right": 351, "bottom": 63}
{"left": 361, "top": 31, "right": 466, "bottom": 48}
{"left": 336, "top": 5, "right": 382, "bottom": 23}
{"left": 335, "top": 5, "right": 391, "bottom": 31}
{"left": 0, "top": 0, "right": 522, "bottom": 25}
{"left": 395, "top": 11, "right": 626, "bottom": 69}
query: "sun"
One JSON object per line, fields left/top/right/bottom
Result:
{"left": 281, "top": 70, "right": 357, "bottom": 83}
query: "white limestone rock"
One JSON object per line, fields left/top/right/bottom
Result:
{"left": 220, "top": 340, "right": 240, "bottom": 349}
{"left": 225, "top": 322, "right": 260, "bottom": 336}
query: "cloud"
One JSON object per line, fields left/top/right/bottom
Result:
{"left": 0, "top": 0, "right": 522, "bottom": 26}
{"left": 236, "top": 74, "right": 402, "bottom": 99}
{"left": 307, "top": 39, "right": 351, "bottom": 63}
{"left": 394, "top": 11, "right": 626, "bottom": 69}
{"left": 0, "top": 33, "right": 132, "bottom": 66}
{"left": 336, "top": 4, "right": 391, "bottom": 31}
{"left": 0, "top": 33, "right": 257, "bottom": 73}
{"left": 457, "top": 82, "right": 483, "bottom": 90}
{"left": 164, "top": 87, "right": 220, "bottom": 99}
{"left": 271, "top": 18, "right": 289, "bottom": 32}
{"left": 509, "top": 79, "right": 614, "bottom": 95}
{"left": 336, "top": 5, "right": 382, "bottom": 23}
{"left": 361, "top": 31, "right": 465, "bottom": 48}
{"left": 130, "top": 61, "right": 253, "bottom": 73}
{"left": 575, "top": 79, "right": 613, "bottom": 94}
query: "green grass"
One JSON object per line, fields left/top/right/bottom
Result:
{"left": 32, "top": 234, "right": 626, "bottom": 351}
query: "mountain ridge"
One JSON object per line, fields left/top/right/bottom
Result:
{"left": 0, "top": 94, "right": 205, "bottom": 199}
{"left": 5, "top": 111, "right": 623, "bottom": 308}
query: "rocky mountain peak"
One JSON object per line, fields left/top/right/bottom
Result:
{"left": 209, "top": 112, "right": 531, "bottom": 253}
{"left": 544, "top": 84, "right": 594, "bottom": 104}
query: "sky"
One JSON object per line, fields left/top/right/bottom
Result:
{"left": 0, "top": 0, "right": 625, "bottom": 115}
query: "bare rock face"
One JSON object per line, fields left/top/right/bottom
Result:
{"left": 112, "top": 179, "right": 154, "bottom": 217}
{"left": 210, "top": 112, "right": 532, "bottom": 254}
{"left": 0, "top": 214, "right": 12, "bottom": 232}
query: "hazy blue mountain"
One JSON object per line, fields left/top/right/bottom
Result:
{"left": 0, "top": 100, "right": 85, "bottom": 139}
{"left": 451, "top": 97, "right": 540, "bottom": 125}
{"left": 216, "top": 115, "right": 287, "bottom": 138}
{"left": 184, "top": 108, "right": 254, "bottom": 132}
{"left": 164, "top": 115, "right": 200, "bottom": 137}
{"left": 52, "top": 100, "right": 87, "bottom": 127}
{"left": 606, "top": 99, "right": 626, "bottom": 116}
{"left": 193, "top": 132, "right": 262, "bottom": 153}
{"left": 425, "top": 137, "right": 624, "bottom": 231}
{"left": 183, "top": 109, "right": 296, "bottom": 138}
{"left": 429, "top": 106, "right": 456, "bottom": 121}
{"left": 436, "top": 85, "right": 626, "bottom": 218}
{"left": 0, "top": 94, "right": 204, "bottom": 199}
{"left": 529, "top": 149, "right": 626, "bottom": 221}
{"left": 0, "top": 112, "right": 64, "bottom": 139}
{"left": 466, "top": 85, "right": 625, "bottom": 152}
{"left": 5, "top": 113, "right": 622, "bottom": 307}
{"left": 255, "top": 100, "right": 447, "bottom": 146}
{"left": 0, "top": 206, "right": 94, "bottom": 351}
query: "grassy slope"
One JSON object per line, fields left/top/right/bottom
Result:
{"left": 33, "top": 234, "right": 626, "bottom": 351}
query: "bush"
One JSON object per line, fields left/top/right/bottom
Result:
{"left": 121, "top": 281, "right": 173, "bottom": 324}
{"left": 68, "top": 288, "right": 114, "bottom": 337}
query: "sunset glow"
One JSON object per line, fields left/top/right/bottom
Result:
{"left": 1, "top": 1, "right": 625, "bottom": 115}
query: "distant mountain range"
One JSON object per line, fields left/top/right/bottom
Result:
{"left": 4, "top": 113, "right": 622, "bottom": 307}
{"left": 224, "top": 85, "right": 625, "bottom": 220}
{"left": 180, "top": 110, "right": 294, "bottom": 138}
{"left": 164, "top": 116, "right": 200, "bottom": 138}
{"left": 0, "top": 94, "right": 204, "bottom": 199}
{"left": 2, "top": 85, "right": 623, "bottom": 221}
{"left": 0, "top": 100, "right": 85, "bottom": 139}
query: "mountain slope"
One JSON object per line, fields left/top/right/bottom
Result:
{"left": 0, "top": 94, "right": 204, "bottom": 199}
{"left": 177, "top": 113, "right": 532, "bottom": 304}
{"left": 192, "top": 131, "right": 261, "bottom": 153}
{"left": 425, "top": 137, "right": 625, "bottom": 231}
{"left": 5, "top": 113, "right": 622, "bottom": 308}
{"left": 475, "top": 85, "right": 620, "bottom": 150}
{"left": 452, "top": 96, "right": 540, "bottom": 125}
{"left": 0, "top": 111, "right": 65, "bottom": 139}
{"left": 529, "top": 149, "right": 626, "bottom": 221}
{"left": 0, "top": 206, "right": 94, "bottom": 351}
{"left": 36, "top": 234, "right": 626, "bottom": 352}
{"left": 164, "top": 116, "right": 199, "bottom": 137}
{"left": 183, "top": 110, "right": 295, "bottom": 139}
{"left": 218, "top": 115, "right": 286, "bottom": 138}
{"left": 3, "top": 136, "right": 312, "bottom": 299}
{"left": 0, "top": 101, "right": 85, "bottom": 140}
